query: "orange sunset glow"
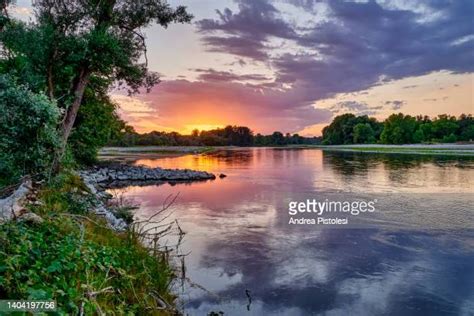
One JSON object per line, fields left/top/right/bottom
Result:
{"left": 105, "top": 1, "right": 473, "bottom": 136}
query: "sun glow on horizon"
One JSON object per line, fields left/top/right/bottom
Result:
{"left": 182, "top": 124, "right": 226, "bottom": 135}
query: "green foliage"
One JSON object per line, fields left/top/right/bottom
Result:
{"left": 322, "top": 114, "right": 382, "bottom": 145}
{"left": 441, "top": 133, "right": 457, "bottom": 143}
{"left": 69, "top": 89, "right": 126, "bottom": 165}
{"left": 458, "top": 114, "right": 474, "bottom": 141}
{"left": 0, "top": 76, "right": 59, "bottom": 186}
{"left": 430, "top": 115, "right": 459, "bottom": 142}
{"left": 460, "top": 124, "right": 474, "bottom": 141}
{"left": 322, "top": 112, "right": 472, "bottom": 145}
{"left": 353, "top": 123, "right": 376, "bottom": 144}
{"left": 0, "top": 0, "right": 193, "bottom": 167}
{"left": 412, "top": 128, "right": 425, "bottom": 143}
{"left": 0, "top": 173, "right": 174, "bottom": 315}
{"left": 112, "top": 125, "right": 322, "bottom": 147}
{"left": 380, "top": 113, "right": 417, "bottom": 144}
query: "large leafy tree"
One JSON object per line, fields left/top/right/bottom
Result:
{"left": 380, "top": 113, "right": 417, "bottom": 144}
{"left": 1, "top": 0, "right": 192, "bottom": 171}
{"left": 353, "top": 123, "right": 375, "bottom": 144}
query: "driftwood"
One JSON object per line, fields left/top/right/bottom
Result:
{"left": 0, "top": 178, "right": 32, "bottom": 223}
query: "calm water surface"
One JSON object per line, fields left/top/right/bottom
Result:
{"left": 112, "top": 148, "right": 474, "bottom": 316}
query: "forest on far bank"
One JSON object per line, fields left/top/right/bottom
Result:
{"left": 109, "top": 113, "right": 474, "bottom": 147}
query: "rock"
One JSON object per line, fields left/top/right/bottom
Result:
{"left": 219, "top": 173, "right": 227, "bottom": 178}
{"left": 18, "top": 212, "right": 44, "bottom": 225}
{"left": 78, "top": 164, "right": 216, "bottom": 231}
{"left": 0, "top": 178, "right": 32, "bottom": 222}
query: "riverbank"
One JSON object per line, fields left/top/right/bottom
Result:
{"left": 311, "top": 143, "right": 474, "bottom": 156}
{"left": 99, "top": 146, "right": 219, "bottom": 162}
{"left": 101, "top": 144, "right": 474, "bottom": 158}
{"left": 0, "top": 167, "right": 212, "bottom": 314}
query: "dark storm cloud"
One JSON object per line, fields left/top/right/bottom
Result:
{"left": 196, "top": 0, "right": 297, "bottom": 61}
{"left": 200, "top": 35, "right": 269, "bottom": 60}
{"left": 198, "top": 0, "right": 473, "bottom": 99}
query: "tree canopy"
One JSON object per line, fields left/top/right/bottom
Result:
{"left": 0, "top": 0, "right": 192, "bottom": 171}
{"left": 109, "top": 125, "right": 322, "bottom": 147}
{"left": 322, "top": 112, "right": 473, "bottom": 145}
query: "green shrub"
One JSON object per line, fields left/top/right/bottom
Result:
{"left": 0, "top": 173, "right": 175, "bottom": 314}
{"left": 0, "top": 219, "right": 174, "bottom": 314}
{"left": 0, "top": 75, "right": 59, "bottom": 187}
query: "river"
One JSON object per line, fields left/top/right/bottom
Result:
{"left": 109, "top": 148, "right": 474, "bottom": 316}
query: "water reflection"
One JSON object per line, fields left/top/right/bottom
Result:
{"left": 115, "top": 149, "right": 474, "bottom": 315}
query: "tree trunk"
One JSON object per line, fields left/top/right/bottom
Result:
{"left": 51, "top": 67, "right": 91, "bottom": 174}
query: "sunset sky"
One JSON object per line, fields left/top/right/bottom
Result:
{"left": 14, "top": 0, "right": 474, "bottom": 135}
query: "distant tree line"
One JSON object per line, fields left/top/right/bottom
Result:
{"left": 109, "top": 125, "right": 322, "bottom": 147}
{"left": 322, "top": 113, "right": 474, "bottom": 145}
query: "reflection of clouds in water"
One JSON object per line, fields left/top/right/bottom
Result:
{"left": 189, "top": 228, "right": 474, "bottom": 315}
{"left": 273, "top": 255, "right": 329, "bottom": 287}
{"left": 186, "top": 266, "right": 243, "bottom": 299}
{"left": 186, "top": 299, "right": 305, "bottom": 316}
{"left": 115, "top": 149, "right": 474, "bottom": 315}
{"left": 328, "top": 261, "right": 425, "bottom": 316}
{"left": 460, "top": 296, "right": 474, "bottom": 316}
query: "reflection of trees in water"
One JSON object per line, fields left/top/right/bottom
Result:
{"left": 322, "top": 152, "right": 473, "bottom": 187}
{"left": 205, "top": 149, "right": 254, "bottom": 166}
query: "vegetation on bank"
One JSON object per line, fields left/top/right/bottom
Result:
{"left": 322, "top": 113, "right": 474, "bottom": 145}
{"left": 0, "top": 1, "right": 192, "bottom": 314}
{"left": 108, "top": 113, "right": 473, "bottom": 148}
{"left": 109, "top": 125, "right": 322, "bottom": 147}
{"left": 315, "top": 144, "right": 474, "bottom": 156}
{"left": 0, "top": 0, "right": 192, "bottom": 185}
{"left": 0, "top": 172, "right": 176, "bottom": 314}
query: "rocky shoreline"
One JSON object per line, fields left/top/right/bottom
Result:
{"left": 1, "top": 165, "right": 216, "bottom": 232}
{"left": 80, "top": 164, "right": 216, "bottom": 185}
{"left": 78, "top": 164, "right": 216, "bottom": 230}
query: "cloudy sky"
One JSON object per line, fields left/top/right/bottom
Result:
{"left": 14, "top": 0, "right": 474, "bottom": 135}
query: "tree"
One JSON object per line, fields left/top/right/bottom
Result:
{"left": 430, "top": 115, "right": 458, "bottom": 142}
{"left": 322, "top": 114, "right": 382, "bottom": 145}
{"left": 0, "top": 76, "right": 59, "bottom": 186}
{"left": 380, "top": 113, "right": 417, "bottom": 144}
{"left": 457, "top": 114, "right": 474, "bottom": 141}
{"left": 322, "top": 114, "right": 355, "bottom": 144}
{"left": 1, "top": 0, "right": 192, "bottom": 172}
{"left": 353, "top": 123, "right": 375, "bottom": 144}
{"left": 69, "top": 89, "right": 127, "bottom": 164}
{"left": 270, "top": 131, "right": 285, "bottom": 145}
{"left": 412, "top": 128, "right": 425, "bottom": 143}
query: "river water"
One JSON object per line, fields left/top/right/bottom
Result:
{"left": 111, "top": 148, "right": 474, "bottom": 316}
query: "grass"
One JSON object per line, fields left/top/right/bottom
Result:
{"left": 280, "top": 144, "right": 474, "bottom": 156}
{"left": 319, "top": 145, "right": 474, "bottom": 156}
{"left": 0, "top": 172, "right": 177, "bottom": 315}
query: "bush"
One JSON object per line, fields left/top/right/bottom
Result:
{"left": 441, "top": 133, "right": 457, "bottom": 143}
{"left": 0, "top": 75, "right": 59, "bottom": 186}
{"left": 0, "top": 173, "right": 175, "bottom": 314}
{"left": 353, "top": 123, "right": 376, "bottom": 144}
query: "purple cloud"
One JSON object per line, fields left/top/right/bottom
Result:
{"left": 193, "top": 68, "right": 270, "bottom": 82}
{"left": 384, "top": 100, "right": 406, "bottom": 110}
